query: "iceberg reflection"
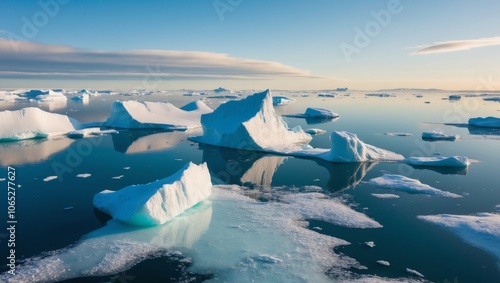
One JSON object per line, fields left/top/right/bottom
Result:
{"left": 111, "top": 130, "right": 186, "bottom": 154}
{"left": 0, "top": 138, "right": 74, "bottom": 166}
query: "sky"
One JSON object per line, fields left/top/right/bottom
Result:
{"left": 0, "top": 0, "right": 499, "bottom": 90}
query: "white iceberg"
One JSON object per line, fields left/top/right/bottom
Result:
{"left": 422, "top": 131, "right": 458, "bottom": 141}
{"left": 104, "top": 100, "right": 212, "bottom": 130}
{"left": 406, "top": 268, "right": 424, "bottom": 278}
{"left": 367, "top": 174, "right": 462, "bottom": 198}
{"left": 405, "top": 156, "right": 469, "bottom": 167}
{"left": 191, "top": 90, "right": 312, "bottom": 152}
{"left": 21, "top": 89, "right": 67, "bottom": 102}
{"left": 468, "top": 117, "right": 500, "bottom": 128}
{"left": 192, "top": 90, "right": 402, "bottom": 163}
{"left": 418, "top": 213, "right": 500, "bottom": 264}
{"left": 0, "top": 107, "right": 80, "bottom": 141}
{"left": 93, "top": 162, "right": 212, "bottom": 226}
{"left": 272, "top": 95, "right": 294, "bottom": 106}
{"left": 371, "top": 193, "right": 400, "bottom": 199}
{"left": 377, "top": 260, "right": 390, "bottom": 266}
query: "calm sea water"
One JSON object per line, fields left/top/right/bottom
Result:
{"left": 1, "top": 90, "right": 499, "bottom": 282}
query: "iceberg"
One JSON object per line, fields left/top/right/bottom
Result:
{"left": 449, "top": 95, "right": 461, "bottom": 100}
{"left": 93, "top": 162, "right": 212, "bottom": 226}
{"left": 214, "top": 87, "right": 231, "bottom": 93}
{"left": 0, "top": 107, "right": 80, "bottom": 141}
{"left": 71, "top": 93, "right": 90, "bottom": 104}
{"left": 367, "top": 174, "right": 462, "bottom": 198}
{"left": 104, "top": 100, "right": 213, "bottom": 130}
{"left": 306, "top": 128, "right": 327, "bottom": 135}
{"left": 20, "top": 89, "right": 67, "bottom": 102}
{"left": 192, "top": 90, "right": 403, "bottom": 163}
{"left": 191, "top": 90, "right": 312, "bottom": 152}
{"left": 468, "top": 117, "right": 500, "bottom": 128}
{"left": 405, "top": 156, "right": 469, "bottom": 167}
{"left": 483, "top": 97, "right": 500, "bottom": 102}
{"left": 284, "top": 107, "right": 340, "bottom": 119}
{"left": 272, "top": 95, "right": 294, "bottom": 106}
{"left": 418, "top": 213, "right": 500, "bottom": 266}
{"left": 422, "top": 131, "right": 458, "bottom": 141}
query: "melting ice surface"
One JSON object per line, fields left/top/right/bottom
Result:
{"left": 367, "top": 174, "right": 462, "bottom": 198}
{"left": 2, "top": 186, "right": 391, "bottom": 283}
{"left": 418, "top": 213, "right": 500, "bottom": 265}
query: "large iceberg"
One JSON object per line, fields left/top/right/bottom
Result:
{"left": 0, "top": 107, "right": 81, "bottom": 141}
{"left": 191, "top": 90, "right": 312, "bottom": 151}
{"left": 93, "top": 162, "right": 212, "bottom": 226}
{"left": 192, "top": 90, "right": 403, "bottom": 162}
{"left": 104, "top": 100, "right": 213, "bottom": 130}
{"left": 468, "top": 117, "right": 500, "bottom": 128}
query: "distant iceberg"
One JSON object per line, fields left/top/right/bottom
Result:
{"left": 284, "top": 107, "right": 340, "bottom": 120}
{"left": 405, "top": 156, "right": 469, "bottom": 168}
{"left": 0, "top": 107, "right": 81, "bottom": 141}
{"left": 422, "top": 131, "right": 458, "bottom": 141}
{"left": 367, "top": 174, "right": 462, "bottom": 198}
{"left": 468, "top": 117, "right": 500, "bottom": 128}
{"left": 20, "top": 89, "right": 67, "bottom": 102}
{"left": 192, "top": 90, "right": 403, "bottom": 162}
{"left": 272, "top": 95, "right": 294, "bottom": 106}
{"left": 104, "top": 100, "right": 213, "bottom": 130}
{"left": 214, "top": 87, "right": 231, "bottom": 93}
{"left": 93, "top": 162, "right": 212, "bottom": 226}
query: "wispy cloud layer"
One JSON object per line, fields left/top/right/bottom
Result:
{"left": 0, "top": 39, "right": 314, "bottom": 80}
{"left": 412, "top": 36, "right": 500, "bottom": 55}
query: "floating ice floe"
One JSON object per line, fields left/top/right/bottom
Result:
{"left": 43, "top": 176, "right": 58, "bottom": 182}
{"left": 94, "top": 162, "right": 212, "bottom": 226}
{"left": 405, "top": 156, "right": 469, "bottom": 168}
{"left": 104, "top": 100, "right": 213, "bottom": 130}
{"left": 76, "top": 173, "right": 91, "bottom": 178}
{"left": 67, "top": 128, "right": 118, "bottom": 138}
{"left": 448, "top": 95, "right": 461, "bottom": 100}
{"left": 371, "top": 193, "right": 400, "bottom": 199}
{"left": 214, "top": 87, "right": 231, "bottom": 93}
{"left": 468, "top": 117, "right": 500, "bottom": 128}
{"left": 377, "top": 260, "right": 390, "bottom": 266}
{"left": 422, "top": 131, "right": 458, "bottom": 141}
{"left": 284, "top": 107, "right": 340, "bottom": 120}
{"left": 272, "top": 95, "right": 294, "bottom": 106}
{"left": 385, "top": 132, "right": 413, "bottom": 137}
{"left": 406, "top": 268, "right": 424, "bottom": 278}
{"left": 483, "top": 97, "right": 500, "bottom": 102}
{"left": 192, "top": 90, "right": 403, "bottom": 163}
{"left": 318, "top": 93, "right": 335, "bottom": 98}
{"left": 306, "top": 128, "right": 327, "bottom": 135}
{"left": 367, "top": 174, "right": 461, "bottom": 198}
{"left": 418, "top": 213, "right": 500, "bottom": 263}
{"left": 365, "top": 93, "right": 394, "bottom": 97}
{"left": 0, "top": 107, "right": 81, "bottom": 141}
{"left": 20, "top": 89, "right": 67, "bottom": 102}
{"left": 365, "top": 241, "right": 376, "bottom": 247}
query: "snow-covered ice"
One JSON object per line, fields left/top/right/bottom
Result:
{"left": 191, "top": 90, "right": 312, "bottom": 152}
{"left": 377, "top": 260, "right": 390, "bottom": 266}
{"left": 422, "top": 131, "right": 458, "bottom": 141}
{"left": 0, "top": 107, "right": 81, "bottom": 141}
{"left": 365, "top": 241, "right": 376, "bottom": 248}
{"left": 367, "top": 174, "right": 462, "bottom": 198}
{"left": 418, "top": 213, "right": 500, "bottom": 263}
{"left": 405, "top": 156, "right": 469, "bottom": 168}
{"left": 371, "top": 193, "right": 400, "bottom": 199}
{"left": 406, "top": 268, "right": 424, "bottom": 278}
{"left": 43, "top": 176, "right": 58, "bottom": 182}
{"left": 468, "top": 117, "right": 500, "bottom": 128}
{"left": 94, "top": 162, "right": 212, "bottom": 226}
{"left": 104, "top": 100, "right": 212, "bottom": 130}
{"left": 192, "top": 90, "right": 403, "bottom": 163}
{"left": 76, "top": 173, "right": 91, "bottom": 178}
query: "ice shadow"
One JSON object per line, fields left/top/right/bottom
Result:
{"left": 111, "top": 129, "right": 186, "bottom": 154}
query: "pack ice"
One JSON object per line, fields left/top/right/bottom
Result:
{"left": 191, "top": 90, "right": 403, "bottom": 162}
{"left": 0, "top": 107, "right": 81, "bottom": 141}
{"left": 104, "top": 100, "right": 213, "bottom": 130}
{"left": 93, "top": 162, "right": 212, "bottom": 226}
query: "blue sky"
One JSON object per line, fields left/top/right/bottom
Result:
{"left": 0, "top": 0, "right": 499, "bottom": 90}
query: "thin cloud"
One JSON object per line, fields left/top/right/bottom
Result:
{"left": 0, "top": 39, "right": 316, "bottom": 80}
{"left": 412, "top": 36, "right": 500, "bottom": 55}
